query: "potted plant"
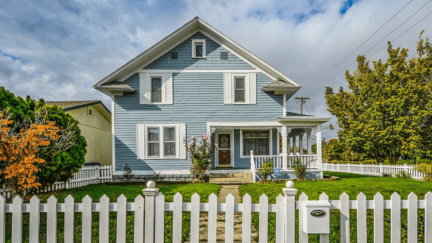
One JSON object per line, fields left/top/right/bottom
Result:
{"left": 257, "top": 161, "right": 274, "bottom": 182}
{"left": 184, "top": 134, "right": 216, "bottom": 182}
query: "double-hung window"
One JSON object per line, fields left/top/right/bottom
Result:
{"left": 145, "top": 124, "right": 178, "bottom": 159}
{"left": 163, "top": 127, "right": 176, "bottom": 157}
{"left": 242, "top": 130, "right": 270, "bottom": 156}
{"left": 151, "top": 77, "right": 162, "bottom": 103}
{"left": 234, "top": 77, "right": 245, "bottom": 103}
{"left": 148, "top": 128, "right": 160, "bottom": 157}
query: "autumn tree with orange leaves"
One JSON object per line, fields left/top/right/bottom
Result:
{"left": 0, "top": 110, "right": 75, "bottom": 197}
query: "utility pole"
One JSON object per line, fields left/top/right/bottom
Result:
{"left": 295, "top": 97, "right": 310, "bottom": 115}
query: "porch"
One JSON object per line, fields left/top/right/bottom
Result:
{"left": 208, "top": 115, "right": 330, "bottom": 180}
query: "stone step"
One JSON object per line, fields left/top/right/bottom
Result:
{"left": 209, "top": 172, "right": 253, "bottom": 184}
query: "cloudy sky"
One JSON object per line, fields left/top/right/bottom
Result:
{"left": 1, "top": 0, "right": 432, "bottom": 140}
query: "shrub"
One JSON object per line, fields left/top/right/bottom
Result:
{"left": 395, "top": 170, "right": 411, "bottom": 179}
{"left": 0, "top": 87, "right": 87, "bottom": 187}
{"left": 122, "top": 162, "right": 134, "bottom": 182}
{"left": 381, "top": 172, "right": 392, "bottom": 177}
{"left": 292, "top": 157, "right": 307, "bottom": 179}
{"left": 185, "top": 134, "right": 215, "bottom": 180}
{"left": 415, "top": 163, "right": 432, "bottom": 182}
{"left": 257, "top": 161, "right": 273, "bottom": 180}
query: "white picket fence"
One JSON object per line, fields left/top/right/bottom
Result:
{"left": 323, "top": 162, "right": 425, "bottom": 180}
{"left": 0, "top": 165, "right": 112, "bottom": 199}
{"left": 1, "top": 181, "right": 431, "bottom": 243}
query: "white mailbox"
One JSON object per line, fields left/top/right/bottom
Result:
{"left": 303, "top": 200, "right": 331, "bottom": 234}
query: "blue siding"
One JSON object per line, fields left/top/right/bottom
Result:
{"left": 143, "top": 32, "right": 254, "bottom": 70}
{"left": 114, "top": 72, "right": 283, "bottom": 171}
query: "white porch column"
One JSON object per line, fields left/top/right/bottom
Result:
{"left": 282, "top": 125, "right": 288, "bottom": 170}
{"left": 307, "top": 129, "right": 312, "bottom": 155}
{"left": 316, "top": 125, "right": 322, "bottom": 169}
{"left": 293, "top": 136, "right": 296, "bottom": 156}
{"left": 299, "top": 133, "right": 304, "bottom": 155}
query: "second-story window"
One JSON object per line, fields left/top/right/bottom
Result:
{"left": 151, "top": 77, "right": 162, "bottom": 103}
{"left": 234, "top": 77, "right": 245, "bottom": 103}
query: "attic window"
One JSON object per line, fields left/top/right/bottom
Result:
{"left": 88, "top": 107, "right": 93, "bottom": 116}
{"left": 171, "top": 52, "right": 178, "bottom": 59}
{"left": 192, "top": 39, "right": 206, "bottom": 58}
{"left": 220, "top": 52, "right": 228, "bottom": 59}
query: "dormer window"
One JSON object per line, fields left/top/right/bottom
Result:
{"left": 192, "top": 39, "right": 206, "bottom": 58}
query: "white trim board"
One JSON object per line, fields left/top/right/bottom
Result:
{"left": 93, "top": 17, "right": 301, "bottom": 93}
{"left": 137, "top": 69, "right": 259, "bottom": 73}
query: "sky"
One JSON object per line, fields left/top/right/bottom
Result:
{"left": 1, "top": 0, "right": 432, "bottom": 141}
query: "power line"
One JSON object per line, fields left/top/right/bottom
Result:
{"left": 360, "top": 0, "right": 432, "bottom": 57}
{"left": 295, "top": 97, "right": 310, "bottom": 114}
{"left": 323, "top": 0, "right": 414, "bottom": 78}
{"left": 337, "top": 7, "right": 432, "bottom": 76}
{"left": 369, "top": 9, "right": 432, "bottom": 57}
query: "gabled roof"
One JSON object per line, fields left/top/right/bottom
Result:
{"left": 46, "top": 100, "right": 111, "bottom": 123}
{"left": 93, "top": 17, "right": 301, "bottom": 96}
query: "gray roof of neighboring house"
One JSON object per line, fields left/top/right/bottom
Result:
{"left": 286, "top": 112, "right": 312, "bottom": 117}
{"left": 46, "top": 100, "right": 111, "bottom": 114}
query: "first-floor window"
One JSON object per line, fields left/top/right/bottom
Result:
{"left": 146, "top": 125, "right": 178, "bottom": 159}
{"left": 243, "top": 130, "right": 270, "bottom": 156}
{"left": 164, "top": 127, "right": 176, "bottom": 156}
{"left": 148, "top": 127, "right": 160, "bottom": 157}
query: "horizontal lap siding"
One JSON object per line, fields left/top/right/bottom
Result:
{"left": 143, "top": 32, "right": 254, "bottom": 70}
{"left": 115, "top": 73, "right": 283, "bottom": 172}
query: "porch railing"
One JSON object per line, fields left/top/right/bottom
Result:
{"left": 287, "top": 155, "right": 319, "bottom": 169}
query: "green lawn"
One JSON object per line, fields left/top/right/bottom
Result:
{"left": 4, "top": 183, "right": 221, "bottom": 243}
{"left": 239, "top": 172, "right": 432, "bottom": 243}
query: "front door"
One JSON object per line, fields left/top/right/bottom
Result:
{"left": 218, "top": 134, "right": 231, "bottom": 166}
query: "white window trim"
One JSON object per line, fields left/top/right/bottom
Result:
{"left": 215, "top": 130, "right": 235, "bottom": 167}
{"left": 231, "top": 74, "right": 249, "bottom": 104}
{"left": 240, "top": 128, "right": 273, "bottom": 158}
{"left": 149, "top": 75, "right": 164, "bottom": 104}
{"left": 144, "top": 123, "right": 180, "bottom": 159}
{"left": 192, "top": 39, "right": 206, "bottom": 58}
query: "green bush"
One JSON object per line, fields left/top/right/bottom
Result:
{"left": 257, "top": 162, "right": 273, "bottom": 180}
{"left": 0, "top": 87, "right": 87, "bottom": 186}
{"left": 292, "top": 157, "right": 307, "bottom": 179}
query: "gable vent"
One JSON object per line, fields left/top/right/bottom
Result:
{"left": 171, "top": 52, "right": 178, "bottom": 59}
{"left": 220, "top": 52, "right": 228, "bottom": 59}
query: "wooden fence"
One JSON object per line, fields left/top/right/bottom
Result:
{"left": 0, "top": 165, "right": 112, "bottom": 199}
{"left": 1, "top": 181, "right": 431, "bottom": 243}
{"left": 323, "top": 162, "right": 425, "bottom": 180}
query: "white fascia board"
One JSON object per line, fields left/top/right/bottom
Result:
{"left": 207, "top": 121, "right": 281, "bottom": 127}
{"left": 93, "top": 17, "right": 301, "bottom": 94}
{"left": 93, "top": 17, "right": 200, "bottom": 89}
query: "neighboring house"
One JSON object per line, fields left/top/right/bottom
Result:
{"left": 46, "top": 100, "right": 112, "bottom": 165}
{"left": 93, "top": 17, "right": 330, "bottom": 179}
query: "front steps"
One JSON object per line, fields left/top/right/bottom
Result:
{"left": 209, "top": 172, "right": 253, "bottom": 185}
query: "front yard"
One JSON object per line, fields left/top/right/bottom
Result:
{"left": 3, "top": 173, "right": 431, "bottom": 242}
{"left": 239, "top": 172, "right": 432, "bottom": 242}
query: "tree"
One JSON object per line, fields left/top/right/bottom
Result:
{"left": 323, "top": 139, "right": 343, "bottom": 161}
{"left": 0, "top": 110, "right": 74, "bottom": 197}
{"left": 0, "top": 87, "right": 87, "bottom": 186}
{"left": 325, "top": 32, "right": 432, "bottom": 164}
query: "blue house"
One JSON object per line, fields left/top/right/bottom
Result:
{"left": 93, "top": 17, "right": 330, "bottom": 180}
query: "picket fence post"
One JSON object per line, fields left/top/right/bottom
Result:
{"left": 283, "top": 181, "right": 298, "bottom": 243}
{"left": 143, "top": 181, "right": 159, "bottom": 243}
{"left": 379, "top": 163, "right": 383, "bottom": 175}
{"left": 360, "top": 163, "right": 363, "bottom": 174}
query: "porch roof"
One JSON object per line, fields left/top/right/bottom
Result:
{"left": 278, "top": 112, "right": 330, "bottom": 124}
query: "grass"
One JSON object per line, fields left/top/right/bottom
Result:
{"left": 4, "top": 182, "right": 221, "bottom": 243}
{"left": 239, "top": 172, "right": 432, "bottom": 243}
